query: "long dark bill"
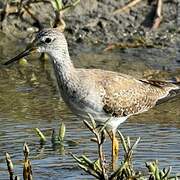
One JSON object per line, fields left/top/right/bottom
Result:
{"left": 3, "top": 47, "right": 37, "bottom": 66}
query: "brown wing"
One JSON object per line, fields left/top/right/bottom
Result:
{"left": 77, "top": 69, "right": 178, "bottom": 117}
{"left": 94, "top": 71, "right": 178, "bottom": 117}
{"left": 140, "top": 79, "right": 180, "bottom": 105}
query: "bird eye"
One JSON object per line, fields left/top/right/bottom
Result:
{"left": 44, "top": 37, "right": 52, "bottom": 43}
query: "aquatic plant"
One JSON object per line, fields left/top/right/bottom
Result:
{"left": 4, "top": 117, "right": 179, "bottom": 179}
{"left": 34, "top": 122, "right": 66, "bottom": 146}
{"left": 5, "top": 152, "right": 16, "bottom": 180}
{"left": 34, "top": 127, "right": 47, "bottom": 144}
{"left": 23, "top": 143, "right": 33, "bottom": 180}
{"left": 146, "top": 161, "right": 176, "bottom": 180}
{"left": 5, "top": 143, "right": 32, "bottom": 180}
{"left": 71, "top": 116, "right": 179, "bottom": 180}
{"left": 51, "top": 122, "right": 66, "bottom": 145}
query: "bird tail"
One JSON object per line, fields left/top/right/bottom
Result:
{"left": 156, "top": 80, "right": 180, "bottom": 105}
{"left": 172, "top": 81, "right": 180, "bottom": 86}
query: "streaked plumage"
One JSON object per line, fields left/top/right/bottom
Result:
{"left": 60, "top": 68, "right": 179, "bottom": 131}
{"left": 4, "top": 28, "right": 179, "bottom": 169}
{"left": 4, "top": 28, "right": 179, "bottom": 131}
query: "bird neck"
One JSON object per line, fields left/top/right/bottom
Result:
{"left": 49, "top": 49, "right": 79, "bottom": 90}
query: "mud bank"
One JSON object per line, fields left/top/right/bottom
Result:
{"left": 0, "top": 0, "right": 179, "bottom": 45}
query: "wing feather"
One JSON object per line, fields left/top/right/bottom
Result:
{"left": 77, "top": 69, "right": 178, "bottom": 117}
{"left": 94, "top": 70, "right": 177, "bottom": 117}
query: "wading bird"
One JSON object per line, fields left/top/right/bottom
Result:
{"left": 4, "top": 28, "right": 179, "bottom": 169}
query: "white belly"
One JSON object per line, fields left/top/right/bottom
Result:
{"left": 59, "top": 85, "right": 128, "bottom": 131}
{"left": 64, "top": 96, "right": 128, "bottom": 131}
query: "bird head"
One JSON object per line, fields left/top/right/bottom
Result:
{"left": 4, "top": 28, "right": 67, "bottom": 65}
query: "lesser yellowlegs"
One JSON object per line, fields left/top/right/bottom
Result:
{"left": 4, "top": 28, "right": 180, "bottom": 168}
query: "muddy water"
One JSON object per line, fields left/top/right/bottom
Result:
{"left": 0, "top": 37, "right": 180, "bottom": 179}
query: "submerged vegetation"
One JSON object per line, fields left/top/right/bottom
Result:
{"left": 5, "top": 143, "right": 32, "bottom": 180}
{"left": 4, "top": 118, "right": 180, "bottom": 180}
{"left": 35, "top": 122, "right": 66, "bottom": 146}
{"left": 71, "top": 117, "right": 179, "bottom": 180}
{"left": 0, "top": 0, "right": 179, "bottom": 180}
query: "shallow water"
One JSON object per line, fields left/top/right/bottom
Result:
{"left": 0, "top": 38, "right": 180, "bottom": 179}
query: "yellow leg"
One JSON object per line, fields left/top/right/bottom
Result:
{"left": 111, "top": 131, "right": 119, "bottom": 170}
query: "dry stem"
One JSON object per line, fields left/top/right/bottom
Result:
{"left": 83, "top": 120, "right": 108, "bottom": 179}
{"left": 113, "top": 0, "right": 142, "bottom": 15}
{"left": 23, "top": 143, "right": 33, "bottom": 180}
{"left": 152, "top": 0, "right": 163, "bottom": 29}
{"left": 5, "top": 153, "right": 14, "bottom": 180}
